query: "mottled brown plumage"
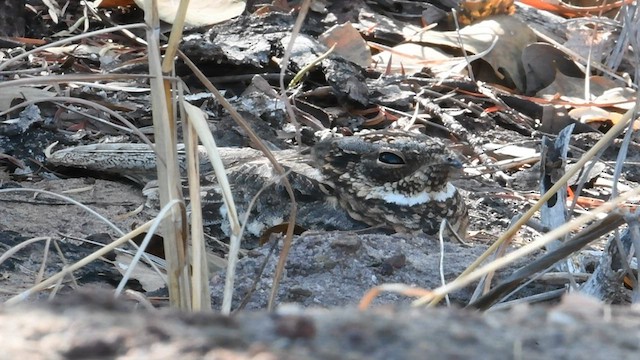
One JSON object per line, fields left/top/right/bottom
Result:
{"left": 312, "top": 131, "right": 468, "bottom": 238}
{"left": 47, "top": 130, "right": 468, "bottom": 241}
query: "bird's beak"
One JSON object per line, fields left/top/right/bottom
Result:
{"left": 447, "top": 158, "right": 463, "bottom": 169}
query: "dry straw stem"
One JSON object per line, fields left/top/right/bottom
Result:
{"left": 0, "top": 23, "right": 147, "bottom": 72}
{"left": 115, "top": 199, "right": 183, "bottom": 296}
{"left": 415, "top": 188, "right": 640, "bottom": 307}
{"left": 181, "top": 99, "right": 240, "bottom": 313}
{"left": 0, "top": 237, "right": 52, "bottom": 273}
{"left": 181, "top": 92, "right": 211, "bottom": 311}
{"left": 267, "top": 0, "right": 314, "bottom": 312}
{"left": 0, "top": 187, "right": 165, "bottom": 279}
{"left": 418, "top": 103, "right": 638, "bottom": 307}
{"left": 142, "top": 0, "right": 191, "bottom": 309}
{"left": 359, "top": 284, "right": 434, "bottom": 310}
{"left": 0, "top": 73, "right": 154, "bottom": 92}
{"left": 162, "top": 0, "right": 190, "bottom": 73}
{"left": 159, "top": 0, "right": 246, "bottom": 312}
{"left": 171, "top": 51, "right": 244, "bottom": 314}
{"left": 0, "top": 74, "right": 163, "bottom": 152}
{"left": 287, "top": 43, "right": 336, "bottom": 89}
{"left": 35, "top": 238, "right": 51, "bottom": 284}
{"left": 4, "top": 218, "right": 157, "bottom": 306}
{"left": 177, "top": 49, "right": 299, "bottom": 312}
{"left": 157, "top": 1, "right": 247, "bottom": 314}
{"left": 157, "top": 0, "right": 213, "bottom": 311}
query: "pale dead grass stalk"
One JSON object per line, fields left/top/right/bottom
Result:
{"left": 51, "top": 240, "right": 79, "bottom": 289}
{"left": 0, "top": 73, "right": 156, "bottom": 94}
{"left": 450, "top": 9, "right": 475, "bottom": 82}
{"left": 359, "top": 284, "right": 433, "bottom": 310}
{"left": 157, "top": 0, "right": 212, "bottom": 311}
{"left": 0, "top": 188, "right": 126, "bottom": 235}
{"left": 5, "top": 218, "right": 157, "bottom": 306}
{"left": 181, "top": 100, "right": 240, "bottom": 313}
{"left": 415, "top": 189, "right": 640, "bottom": 306}
{"left": 181, "top": 87, "right": 211, "bottom": 311}
{"left": 438, "top": 220, "right": 451, "bottom": 307}
{"left": 141, "top": 0, "right": 191, "bottom": 309}
{"left": 115, "top": 199, "right": 183, "bottom": 296}
{"left": 0, "top": 237, "right": 52, "bottom": 270}
{"left": 0, "top": 24, "right": 147, "bottom": 72}
{"left": 267, "top": 0, "right": 314, "bottom": 312}
{"left": 35, "top": 237, "right": 52, "bottom": 285}
{"left": 176, "top": 50, "right": 299, "bottom": 312}
{"left": 421, "top": 102, "right": 638, "bottom": 306}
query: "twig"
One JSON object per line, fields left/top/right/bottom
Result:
{"left": 421, "top": 103, "right": 636, "bottom": 307}
{"left": 5, "top": 219, "right": 157, "bottom": 305}
{"left": 0, "top": 23, "right": 148, "bottom": 72}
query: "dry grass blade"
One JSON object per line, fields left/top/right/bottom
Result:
{"left": 162, "top": 0, "right": 191, "bottom": 70}
{"left": 4, "top": 219, "right": 156, "bottom": 306}
{"left": 0, "top": 188, "right": 125, "bottom": 236}
{"left": 0, "top": 73, "right": 156, "bottom": 93}
{"left": 421, "top": 103, "right": 637, "bottom": 306}
{"left": 267, "top": 0, "right": 314, "bottom": 312}
{"left": 414, "top": 186, "right": 640, "bottom": 307}
{"left": 181, "top": 91, "right": 211, "bottom": 311}
{"left": 181, "top": 100, "right": 240, "bottom": 314}
{"left": 0, "top": 23, "right": 147, "bottom": 72}
{"left": 159, "top": 0, "right": 208, "bottom": 311}
{"left": 469, "top": 211, "right": 626, "bottom": 309}
{"left": 0, "top": 237, "right": 52, "bottom": 270}
{"left": 141, "top": 0, "right": 190, "bottom": 309}
{"left": 36, "top": 237, "right": 52, "bottom": 285}
{"left": 359, "top": 284, "right": 433, "bottom": 310}
{"left": 115, "top": 199, "right": 183, "bottom": 296}
{"left": 177, "top": 50, "right": 299, "bottom": 312}
{"left": 287, "top": 44, "right": 336, "bottom": 89}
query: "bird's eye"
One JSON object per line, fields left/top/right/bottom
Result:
{"left": 378, "top": 151, "right": 405, "bottom": 165}
{"left": 445, "top": 156, "right": 463, "bottom": 168}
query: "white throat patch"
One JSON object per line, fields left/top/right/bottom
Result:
{"left": 367, "top": 182, "right": 457, "bottom": 206}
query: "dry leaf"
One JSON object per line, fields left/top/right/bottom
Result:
{"left": 569, "top": 106, "right": 639, "bottom": 130}
{"left": 371, "top": 42, "right": 453, "bottom": 75}
{"left": 485, "top": 144, "right": 538, "bottom": 159}
{"left": 409, "top": 15, "right": 536, "bottom": 91}
{"left": 115, "top": 253, "right": 166, "bottom": 293}
{"left": 538, "top": 71, "right": 628, "bottom": 102}
{"left": 594, "top": 87, "right": 636, "bottom": 110}
{"left": 0, "top": 87, "right": 57, "bottom": 112}
{"left": 318, "top": 22, "right": 371, "bottom": 68}
{"left": 522, "top": 43, "right": 583, "bottom": 95}
{"left": 134, "top": 0, "right": 245, "bottom": 26}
